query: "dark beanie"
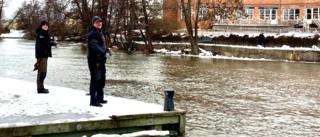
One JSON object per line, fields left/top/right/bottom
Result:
{"left": 92, "top": 16, "right": 102, "bottom": 24}
{"left": 40, "top": 21, "right": 48, "bottom": 26}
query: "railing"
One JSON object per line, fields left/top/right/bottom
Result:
{"left": 314, "top": 20, "right": 320, "bottom": 28}
{"left": 302, "top": 17, "right": 309, "bottom": 29}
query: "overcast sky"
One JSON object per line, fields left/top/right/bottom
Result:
{"left": 3, "top": 0, "right": 30, "bottom": 19}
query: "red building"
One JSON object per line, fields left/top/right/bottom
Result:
{"left": 163, "top": 0, "right": 320, "bottom": 29}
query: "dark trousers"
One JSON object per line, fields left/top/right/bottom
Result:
{"left": 88, "top": 63, "right": 106, "bottom": 105}
{"left": 258, "top": 41, "right": 264, "bottom": 47}
{"left": 37, "top": 58, "right": 47, "bottom": 90}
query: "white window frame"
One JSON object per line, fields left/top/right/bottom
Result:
{"left": 237, "top": 7, "right": 254, "bottom": 20}
{"left": 259, "top": 8, "right": 277, "bottom": 20}
{"left": 215, "top": 8, "right": 231, "bottom": 20}
{"left": 283, "top": 9, "right": 300, "bottom": 20}
{"left": 181, "top": 7, "right": 189, "bottom": 20}
{"left": 307, "top": 8, "right": 320, "bottom": 20}
{"left": 199, "top": 7, "right": 208, "bottom": 19}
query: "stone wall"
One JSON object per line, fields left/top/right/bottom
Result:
{"left": 205, "top": 46, "right": 320, "bottom": 62}
{"left": 135, "top": 43, "right": 320, "bottom": 62}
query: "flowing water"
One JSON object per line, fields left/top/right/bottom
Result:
{"left": 1, "top": 39, "right": 320, "bottom": 136}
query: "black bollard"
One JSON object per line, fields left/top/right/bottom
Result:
{"left": 164, "top": 90, "right": 175, "bottom": 111}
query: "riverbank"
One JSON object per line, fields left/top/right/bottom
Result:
{"left": 132, "top": 42, "right": 320, "bottom": 62}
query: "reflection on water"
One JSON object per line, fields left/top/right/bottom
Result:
{"left": 1, "top": 39, "right": 320, "bottom": 136}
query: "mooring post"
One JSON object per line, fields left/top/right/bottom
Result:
{"left": 163, "top": 89, "right": 175, "bottom": 111}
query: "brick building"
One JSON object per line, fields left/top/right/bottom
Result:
{"left": 163, "top": 0, "right": 320, "bottom": 29}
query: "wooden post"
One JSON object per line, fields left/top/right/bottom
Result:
{"left": 178, "top": 113, "right": 186, "bottom": 136}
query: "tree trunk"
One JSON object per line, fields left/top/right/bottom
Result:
{"left": 0, "top": 0, "right": 3, "bottom": 22}
{"left": 141, "top": 0, "right": 154, "bottom": 54}
{"left": 126, "top": 0, "right": 134, "bottom": 47}
{"left": 5, "top": 10, "right": 22, "bottom": 30}
{"left": 193, "top": 0, "right": 201, "bottom": 54}
{"left": 181, "top": 0, "right": 200, "bottom": 55}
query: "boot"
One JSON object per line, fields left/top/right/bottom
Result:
{"left": 38, "top": 89, "right": 49, "bottom": 94}
{"left": 90, "top": 103, "right": 103, "bottom": 107}
{"left": 98, "top": 100, "right": 108, "bottom": 104}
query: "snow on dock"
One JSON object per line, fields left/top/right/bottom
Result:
{"left": 0, "top": 77, "right": 186, "bottom": 136}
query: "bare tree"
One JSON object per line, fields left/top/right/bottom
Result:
{"left": 181, "top": 0, "right": 244, "bottom": 55}
{"left": 105, "top": 0, "right": 162, "bottom": 53}
{"left": 130, "top": 0, "right": 163, "bottom": 54}
{"left": 181, "top": 0, "right": 200, "bottom": 55}
{"left": 72, "top": 0, "right": 92, "bottom": 36}
{"left": 0, "top": 0, "right": 4, "bottom": 25}
{"left": 16, "top": 0, "right": 42, "bottom": 39}
{"left": 44, "top": 0, "right": 65, "bottom": 39}
{"left": 14, "top": 0, "right": 69, "bottom": 39}
{"left": 0, "top": 0, "right": 9, "bottom": 33}
{"left": 4, "top": 9, "right": 22, "bottom": 31}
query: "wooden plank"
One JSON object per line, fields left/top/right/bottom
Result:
{"left": 34, "top": 127, "right": 149, "bottom": 137}
{"left": 0, "top": 113, "right": 185, "bottom": 137}
{"left": 115, "top": 116, "right": 179, "bottom": 128}
{"left": 110, "top": 110, "right": 187, "bottom": 120}
{"left": 0, "top": 110, "right": 186, "bottom": 137}
{"left": 0, "top": 120, "right": 114, "bottom": 137}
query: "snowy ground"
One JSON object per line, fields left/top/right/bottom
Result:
{"left": 147, "top": 42, "right": 320, "bottom": 62}
{"left": 148, "top": 30, "right": 320, "bottom": 61}
{"left": 0, "top": 30, "right": 24, "bottom": 38}
{"left": 173, "top": 30, "right": 320, "bottom": 39}
{"left": 0, "top": 77, "right": 165, "bottom": 128}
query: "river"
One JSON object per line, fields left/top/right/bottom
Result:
{"left": 1, "top": 39, "right": 320, "bottom": 136}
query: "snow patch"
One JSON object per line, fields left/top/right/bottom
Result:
{"left": 89, "top": 130, "right": 170, "bottom": 137}
{"left": 0, "top": 77, "right": 164, "bottom": 128}
{"left": 0, "top": 30, "right": 24, "bottom": 38}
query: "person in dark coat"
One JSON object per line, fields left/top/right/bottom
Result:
{"left": 87, "top": 16, "right": 111, "bottom": 107}
{"left": 35, "top": 21, "right": 59, "bottom": 94}
{"left": 258, "top": 32, "right": 265, "bottom": 47}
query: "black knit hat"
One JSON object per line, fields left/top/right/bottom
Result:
{"left": 40, "top": 21, "right": 48, "bottom": 26}
{"left": 92, "top": 16, "right": 102, "bottom": 24}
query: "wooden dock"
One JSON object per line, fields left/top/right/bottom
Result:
{"left": 0, "top": 78, "right": 186, "bottom": 137}
{"left": 0, "top": 110, "right": 186, "bottom": 137}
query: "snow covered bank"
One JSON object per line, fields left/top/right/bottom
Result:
{"left": 146, "top": 41, "right": 320, "bottom": 51}
{"left": 0, "top": 30, "right": 24, "bottom": 38}
{"left": 173, "top": 31, "right": 320, "bottom": 39}
{"left": 0, "top": 77, "right": 164, "bottom": 128}
{"left": 153, "top": 47, "right": 273, "bottom": 61}
{"left": 142, "top": 41, "right": 320, "bottom": 62}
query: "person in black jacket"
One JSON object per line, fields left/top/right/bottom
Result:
{"left": 87, "top": 16, "right": 111, "bottom": 107}
{"left": 35, "top": 21, "right": 59, "bottom": 94}
{"left": 258, "top": 32, "right": 265, "bottom": 47}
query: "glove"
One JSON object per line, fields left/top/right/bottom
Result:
{"left": 53, "top": 43, "right": 60, "bottom": 48}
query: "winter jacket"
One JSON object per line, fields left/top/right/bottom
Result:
{"left": 258, "top": 34, "right": 265, "bottom": 43}
{"left": 87, "top": 26, "right": 109, "bottom": 64}
{"left": 35, "top": 26, "right": 56, "bottom": 59}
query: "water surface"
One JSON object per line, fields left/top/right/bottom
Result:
{"left": 1, "top": 39, "right": 320, "bottom": 136}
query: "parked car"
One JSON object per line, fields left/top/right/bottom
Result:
{"left": 201, "top": 37, "right": 212, "bottom": 43}
{"left": 309, "top": 24, "right": 318, "bottom": 28}
{"left": 294, "top": 24, "right": 302, "bottom": 28}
